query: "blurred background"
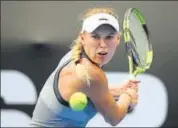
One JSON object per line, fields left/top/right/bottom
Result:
{"left": 1, "top": 1, "right": 178, "bottom": 127}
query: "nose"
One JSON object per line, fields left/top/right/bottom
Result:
{"left": 100, "top": 39, "right": 107, "bottom": 48}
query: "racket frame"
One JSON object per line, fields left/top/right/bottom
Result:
{"left": 123, "top": 8, "right": 153, "bottom": 77}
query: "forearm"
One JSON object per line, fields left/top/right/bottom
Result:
{"left": 116, "top": 93, "right": 131, "bottom": 121}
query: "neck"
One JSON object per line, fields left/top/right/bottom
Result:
{"left": 81, "top": 50, "right": 103, "bottom": 68}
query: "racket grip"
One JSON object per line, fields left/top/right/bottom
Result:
{"left": 129, "top": 74, "right": 136, "bottom": 80}
{"left": 128, "top": 105, "right": 134, "bottom": 113}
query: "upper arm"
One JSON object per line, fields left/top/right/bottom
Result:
{"left": 85, "top": 69, "right": 123, "bottom": 126}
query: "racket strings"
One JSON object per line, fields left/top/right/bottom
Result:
{"left": 129, "top": 13, "right": 149, "bottom": 67}
{"left": 123, "top": 8, "right": 153, "bottom": 76}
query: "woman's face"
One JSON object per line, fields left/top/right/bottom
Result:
{"left": 80, "top": 24, "right": 120, "bottom": 67}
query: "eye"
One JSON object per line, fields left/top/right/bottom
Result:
{"left": 92, "top": 35, "right": 100, "bottom": 40}
{"left": 106, "top": 35, "right": 115, "bottom": 40}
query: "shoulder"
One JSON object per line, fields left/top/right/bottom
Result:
{"left": 89, "top": 65, "right": 107, "bottom": 83}
{"left": 58, "top": 58, "right": 108, "bottom": 90}
{"left": 58, "top": 62, "right": 84, "bottom": 89}
{"left": 59, "top": 62, "right": 78, "bottom": 82}
{"left": 59, "top": 58, "right": 107, "bottom": 85}
{"left": 79, "top": 58, "right": 108, "bottom": 87}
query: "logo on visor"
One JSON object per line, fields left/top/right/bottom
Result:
{"left": 99, "top": 18, "right": 108, "bottom": 21}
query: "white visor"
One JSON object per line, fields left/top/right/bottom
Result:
{"left": 81, "top": 13, "right": 120, "bottom": 33}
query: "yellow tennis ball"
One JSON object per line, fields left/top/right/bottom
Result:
{"left": 69, "top": 92, "right": 88, "bottom": 111}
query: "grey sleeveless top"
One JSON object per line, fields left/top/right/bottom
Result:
{"left": 30, "top": 50, "right": 97, "bottom": 127}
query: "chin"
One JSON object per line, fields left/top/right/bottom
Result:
{"left": 97, "top": 60, "right": 108, "bottom": 67}
{"left": 102, "top": 61, "right": 109, "bottom": 66}
{"left": 103, "top": 58, "right": 111, "bottom": 64}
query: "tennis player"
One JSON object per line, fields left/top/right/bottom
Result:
{"left": 31, "top": 7, "right": 139, "bottom": 127}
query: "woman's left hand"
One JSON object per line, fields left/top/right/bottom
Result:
{"left": 110, "top": 78, "right": 140, "bottom": 101}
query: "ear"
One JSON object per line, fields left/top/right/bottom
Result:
{"left": 116, "top": 33, "right": 121, "bottom": 45}
{"left": 79, "top": 32, "right": 85, "bottom": 45}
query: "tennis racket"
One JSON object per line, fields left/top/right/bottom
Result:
{"left": 123, "top": 8, "right": 153, "bottom": 78}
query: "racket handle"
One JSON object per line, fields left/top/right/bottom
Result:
{"left": 129, "top": 74, "right": 136, "bottom": 80}
{"left": 128, "top": 105, "right": 135, "bottom": 113}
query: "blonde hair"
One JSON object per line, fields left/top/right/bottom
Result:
{"left": 71, "top": 7, "right": 118, "bottom": 86}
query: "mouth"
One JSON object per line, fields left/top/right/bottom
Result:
{"left": 97, "top": 51, "right": 108, "bottom": 56}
